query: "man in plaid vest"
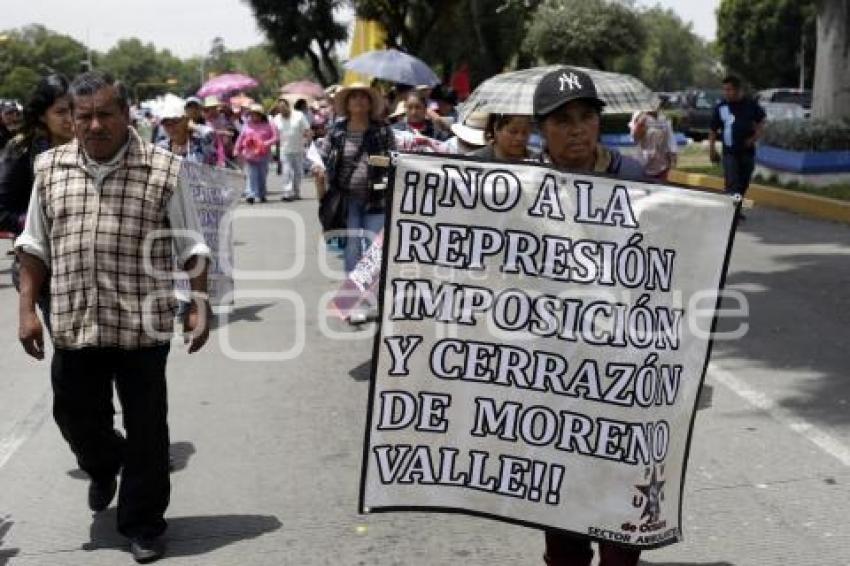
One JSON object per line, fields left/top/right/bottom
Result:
{"left": 15, "top": 71, "right": 210, "bottom": 564}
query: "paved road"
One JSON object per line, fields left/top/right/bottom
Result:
{"left": 0, "top": 175, "right": 848, "bottom": 565}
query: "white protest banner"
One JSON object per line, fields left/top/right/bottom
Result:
{"left": 176, "top": 162, "right": 243, "bottom": 307}
{"left": 360, "top": 152, "right": 738, "bottom": 549}
{"left": 330, "top": 230, "right": 383, "bottom": 320}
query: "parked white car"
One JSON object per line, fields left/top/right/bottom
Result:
{"left": 757, "top": 88, "right": 811, "bottom": 118}
{"left": 761, "top": 101, "right": 807, "bottom": 122}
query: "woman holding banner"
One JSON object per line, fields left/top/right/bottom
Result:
{"left": 470, "top": 113, "right": 535, "bottom": 161}
{"left": 533, "top": 67, "right": 644, "bottom": 566}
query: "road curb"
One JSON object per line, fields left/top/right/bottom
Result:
{"left": 669, "top": 170, "right": 850, "bottom": 225}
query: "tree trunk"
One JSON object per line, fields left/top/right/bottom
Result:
{"left": 305, "top": 49, "right": 329, "bottom": 87}
{"left": 813, "top": 0, "right": 850, "bottom": 119}
{"left": 316, "top": 40, "right": 340, "bottom": 85}
{"left": 469, "top": 0, "right": 491, "bottom": 66}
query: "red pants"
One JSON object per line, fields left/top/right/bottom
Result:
{"left": 544, "top": 531, "right": 641, "bottom": 566}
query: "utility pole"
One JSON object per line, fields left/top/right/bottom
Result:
{"left": 799, "top": 34, "right": 805, "bottom": 91}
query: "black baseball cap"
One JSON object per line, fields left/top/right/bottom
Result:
{"left": 533, "top": 67, "right": 605, "bottom": 118}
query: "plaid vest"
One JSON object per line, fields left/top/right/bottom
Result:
{"left": 36, "top": 129, "right": 181, "bottom": 349}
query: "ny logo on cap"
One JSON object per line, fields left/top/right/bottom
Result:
{"left": 558, "top": 71, "right": 582, "bottom": 92}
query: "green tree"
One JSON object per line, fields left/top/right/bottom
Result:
{"left": 99, "top": 38, "right": 188, "bottom": 101}
{"left": 353, "top": 0, "right": 541, "bottom": 87}
{"left": 354, "top": 0, "right": 456, "bottom": 54}
{"left": 0, "top": 66, "right": 42, "bottom": 100}
{"left": 192, "top": 38, "right": 319, "bottom": 102}
{"left": 717, "top": 0, "right": 817, "bottom": 89}
{"left": 243, "top": 0, "right": 347, "bottom": 86}
{"left": 157, "top": 52, "right": 195, "bottom": 95}
{"left": 690, "top": 42, "right": 723, "bottom": 89}
{"left": 208, "top": 37, "right": 229, "bottom": 69}
{"left": 32, "top": 32, "right": 91, "bottom": 76}
{"left": 0, "top": 25, "right": 89, "bottom": 83}
{"left": 223, "top": 45, "right": 309, "bottom": 101}
{"left": 615, "top": 6, "right": 718, "bottom": 91}
{"left": 423, "top": 0, "right": 540, "bottom": 86}
{"left": 523, "top": 0, "right": 646, "bottom": 71}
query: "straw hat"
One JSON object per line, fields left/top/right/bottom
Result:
{"left": 450, "top": 111, "right": 488, "bottom": 147}
{"left": 202, "top": 95, "right": 222, "bottom": 108}
{"left": 247, "top": 103, "right": 267, "bottom": 117}
{"left": 334, "top": 82, "right": 384, "bottom": 121}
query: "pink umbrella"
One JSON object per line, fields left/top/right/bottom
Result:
{"left": 280, "top": 80, "right": 325, "bottom": 99}
{"left": 197, "top": 73, "right": 258, "bottom": 97}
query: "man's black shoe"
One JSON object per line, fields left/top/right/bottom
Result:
{"left": 88, "top": 477, "right": 117, "bottom": 512}
{"left": 129, "top": 536, "right": 165, "bottom": 563}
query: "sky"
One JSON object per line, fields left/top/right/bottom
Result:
{"left": 3, "top": 0, "right": 719, "bottom": 59}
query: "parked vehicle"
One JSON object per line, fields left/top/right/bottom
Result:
{"left": 757, "top": 88, "right": 812, "bottom": 118}
{"left": 761, "top": 102, "right": 806, "bottom": 122}
{"left": 679, "top": 89, "right": 722, "bottom": 140}
{"left": 655, "top": 91, "right": 684, "bottom": 110}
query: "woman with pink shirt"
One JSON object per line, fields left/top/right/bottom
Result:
{"left": 234, "top": 103, "right": 278, "bottom": 203}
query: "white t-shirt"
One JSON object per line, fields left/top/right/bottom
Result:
{"left": 273, "top": 110, "right": 310, "bottom": 155}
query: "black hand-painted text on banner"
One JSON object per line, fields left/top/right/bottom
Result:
{"left": 360, "top": 153, "right": 737, "bottom": 549}
{"left": 174, "top": 162, "right": 243, "bottom": 307}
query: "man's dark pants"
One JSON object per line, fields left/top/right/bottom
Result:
{"left": 721, "top": 150, "right": 756, "bottom": 197}
{"left": 51, "top": 344, "right": 171, "bottom": 539}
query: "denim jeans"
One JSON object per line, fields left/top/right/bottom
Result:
{"left": 722, "top": 151, "right": 756, "bottom": 197}
{"left": 281, "top": 152, "right": 304, "bottom": 199}
{"left": 344, "top": 196, "right": 384, "bottom": 273}
{"left": 245, "top": 156, "right": 270, "bottom": 199}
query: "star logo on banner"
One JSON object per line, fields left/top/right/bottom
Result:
{"left": 634, "top": 465, "right": 665, "bottom": 523}
{"left": 558, "top": 71, "right": 582, "bottom": 92}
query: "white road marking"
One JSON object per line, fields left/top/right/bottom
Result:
{"left": 0, "top": 391, "right": 50, "bottom": 470}
{"left": 709, "top": 362, "right": 850, "bottom": 467}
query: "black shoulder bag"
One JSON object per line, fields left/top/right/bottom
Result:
{"left": 318, "top": 134, "right": 367, "bottom": 233}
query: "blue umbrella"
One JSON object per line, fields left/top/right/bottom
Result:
{"left": 344, "top": 48, "right": 440, "bottom": 87}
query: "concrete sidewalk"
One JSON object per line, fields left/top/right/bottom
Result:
{"left": 1, "top": 178, "right": 848, "bottom": 565}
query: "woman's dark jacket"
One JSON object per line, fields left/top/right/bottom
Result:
{"left": 321, "top": 118, "right": 394, "bottom": 209}
{"left": 0, "top": 137, "right": 48, "bottom": 235}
